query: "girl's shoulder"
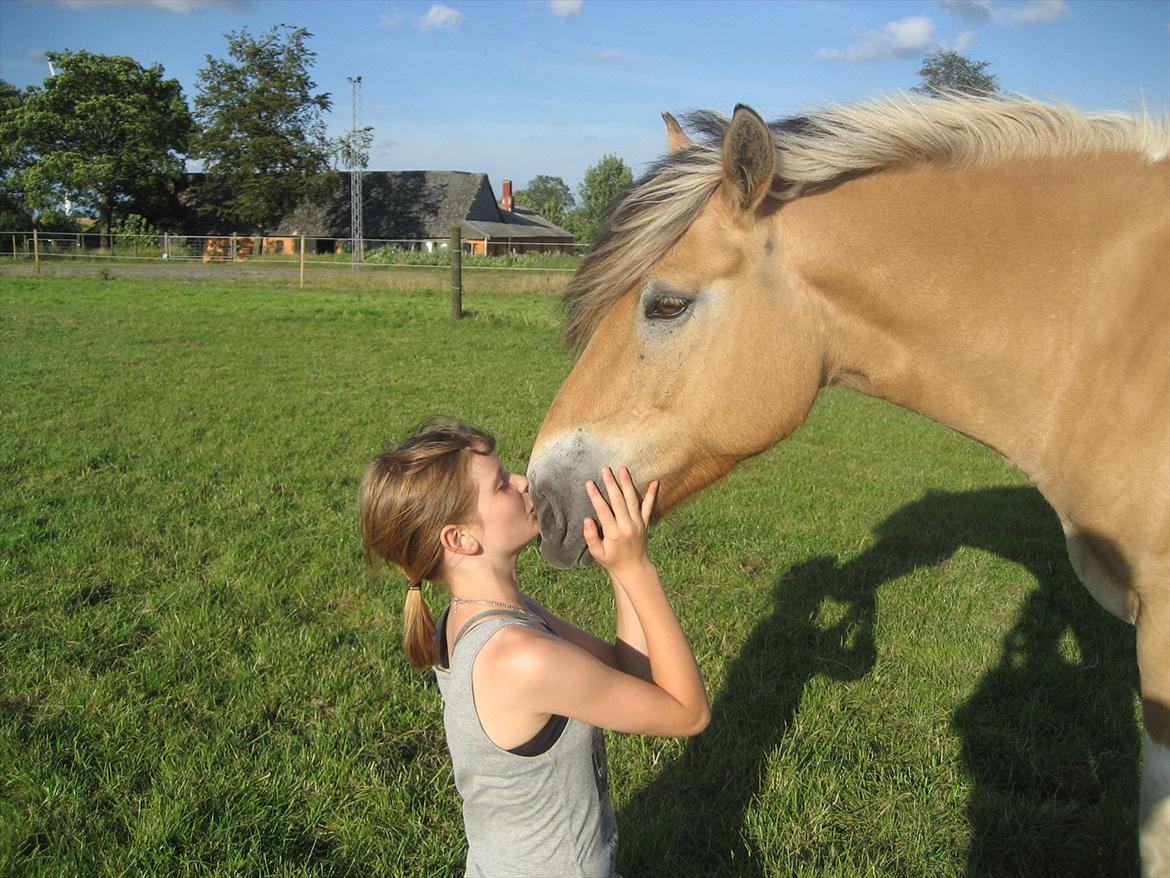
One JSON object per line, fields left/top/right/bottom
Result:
{"left": 475, "top": 614, "right": 559, "bottom": 677}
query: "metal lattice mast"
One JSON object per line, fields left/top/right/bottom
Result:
{"left": 347, "top": 76, "right": 363, "bottom": 266}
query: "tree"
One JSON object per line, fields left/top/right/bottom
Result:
{"left": 566, "top": 155, "right": 633, "bottom": 246}
{"left": 515, "top": 175, "right": 574, "bottom": 226}
{"left": 192, "top": 24, "right": 333, "bottom": 230}
{"left": 1, "top": 53, "right": 191, "bottom": 238}
{"left": 337, "top": 125, "right": 373, "bottom": 172}
{"left": 0, "top": 80, "right": 32, "bottom": 231}
{"left": 913, "top": 49, "right": 999, "bottom": 98}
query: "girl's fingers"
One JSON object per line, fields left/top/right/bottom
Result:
{"left": 599, "top": 466, "right": 627, "bottom": 524}
{"left": 602, "top": 465, "right": 640, "bottom": 528}
{"left": 585, "top": 478, "right": 618, "bottom": 532}
{"left": 582, "top": 516, "right": 602, "bottom": 555}
{"left": 617, "top": 466, "right": 642, "bottom": 521}
{"left": 641, "top": 479, "right": 659, "bottom": 525}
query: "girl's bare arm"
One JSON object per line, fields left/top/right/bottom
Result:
{"left": 522, "top": 581, "right": 650, "bottom": 680}
{"left": 500, "top": 467, "right": 708, "bottom": 737}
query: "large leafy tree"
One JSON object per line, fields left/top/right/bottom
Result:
{"left": 1, "top": 52, "right": 191, "bottom": 237}
{"left": 913, "top": 49, "right": 999, "bottom": 98}
{"left": 515, "top": 175, "right": 574, "bottom": 226}
{"left": 192, "top": 25, "right": 333, "bottom": 230}
{"left": 566, "top": 155, "right": 632, "bottom": 246}
{"left": 0, "top": 79, "right": 32, "bottom": 231}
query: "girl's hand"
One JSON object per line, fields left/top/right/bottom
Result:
{"left": 582, "top": 466, "right": 659, "bottom": 579}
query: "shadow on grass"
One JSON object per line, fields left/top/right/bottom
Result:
{"left": 617, "top": 487, "right": 1139, "bottom": 877}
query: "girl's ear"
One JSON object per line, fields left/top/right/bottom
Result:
{"left": 440, "top": 524, "right": 480, "bottom": 556}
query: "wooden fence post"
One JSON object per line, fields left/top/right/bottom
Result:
{"left": 450, "top": 225, "right": 462, "bottom": 320}
{"left": 299, "top": 235, "right": 306, "bottom": 289}
{"left": 33, "top": 226, "right": 40, "bottom": 274}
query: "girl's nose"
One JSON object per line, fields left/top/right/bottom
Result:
{"left": 513, "top": 472, "right": 529, "bottom": 492}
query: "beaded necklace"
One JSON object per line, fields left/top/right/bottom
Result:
{"left": 449, "top": 594, "right": 540, "bottom": 619}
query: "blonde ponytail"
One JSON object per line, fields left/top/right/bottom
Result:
{"left": 358, "top": 417, "right": 496, "bottom": 670}
{"left": 403, "top": 584, "right": 437, "bottom": 670}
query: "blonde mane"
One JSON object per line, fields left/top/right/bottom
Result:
{"left": 562, "top": 94, "right": 1169, "bottom": 351}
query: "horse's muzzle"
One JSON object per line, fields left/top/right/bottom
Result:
{"left": 531, "top": 483, "right": 590, "bottom": 569}
{"left": 527, "top": 430, "right": 617, "bottom": 569}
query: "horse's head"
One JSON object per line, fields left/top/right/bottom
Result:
{"left": 529, "top": 106, "right": 827, "bottom": 567}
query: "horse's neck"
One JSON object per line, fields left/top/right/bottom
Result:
{"left": 784, "top": 154, "right": 1167, "bottom": 497}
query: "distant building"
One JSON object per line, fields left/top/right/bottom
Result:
{"left": 269, "top": 171, "right": 574, "bottom": 255}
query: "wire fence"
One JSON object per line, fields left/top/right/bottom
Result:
{"left": 0, "top": 229, "right": 586, "bottom": 295}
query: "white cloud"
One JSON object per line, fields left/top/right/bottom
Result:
{"left": 380, "top": 9, "right": 405, "bottom": 30}
{"left": 549, "top": 0, "right": 583, "bottom": 16}
{"left": 419, "top": 4, "right": 462, "bottom": 31}
{"left": 950, "top": 29, "right": 977, "bottom": 51}
{"left": 997, "top": 0, "right": 1068, "bottom": 25}
{"left": 817, "top": 16, "right": 936, "bottom": 62}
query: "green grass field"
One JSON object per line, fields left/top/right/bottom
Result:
{"left": 1, "top": 276, "right": 1141, "bottom": 876}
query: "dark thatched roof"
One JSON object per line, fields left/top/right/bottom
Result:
{"left": 272, "top": 171, "right": 572, "bottom": 242}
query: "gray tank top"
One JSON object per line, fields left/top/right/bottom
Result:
{"left": 434, "top": 607, "right": 619, "bottom": 877}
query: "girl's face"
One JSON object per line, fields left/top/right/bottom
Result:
{"left": 466, "top": 451, "right": 540, "bottom": 556}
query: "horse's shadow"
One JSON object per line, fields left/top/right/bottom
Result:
{"left": 617, "top": 487, "right": 1139, "bottom": 877}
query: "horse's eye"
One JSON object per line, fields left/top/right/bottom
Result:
{"left": 646, "top": 296, "right": 691, "bottom": 320}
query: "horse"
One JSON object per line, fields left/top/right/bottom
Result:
{"left": 526, "top": 95, "right": 1169, "bottom": 875}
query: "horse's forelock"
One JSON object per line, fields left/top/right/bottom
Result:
{"left": 562, "top": 136, "right": 726, "bottom": 352}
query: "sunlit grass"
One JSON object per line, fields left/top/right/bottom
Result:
{"left": 1, "top": 276, "right": 1139, "bottom": 876}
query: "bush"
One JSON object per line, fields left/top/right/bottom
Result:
{"left": 363, "top": 245, "right": 448, "bottom": 266}
{"left": 112, "top": 214, "right": 161, "bottom": 252}
{"left": 35, "top": 210, "right": 83, "bottom": 233}
{"left": 364, "top": 245, "right": 581, "bottom": 270}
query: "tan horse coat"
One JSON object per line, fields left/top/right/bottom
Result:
{"left": 528, "top": 98, "right": 1169, "bottom": 874}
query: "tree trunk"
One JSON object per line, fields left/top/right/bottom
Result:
{"left": 102, "top": 198, "right": 114, "bottom": 251}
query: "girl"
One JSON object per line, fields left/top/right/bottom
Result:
{"left": 359, "top": 417, "right": 709, "bottom": 878}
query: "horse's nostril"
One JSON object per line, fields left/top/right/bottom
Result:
{"left": 534, "top": 490, "right": 567, "bottom": 546}
{"left": 528, "top": 448, "right": 603, "bottom": 567}
{"left": 550, "top": 506, "right": 566, "bottom": 543}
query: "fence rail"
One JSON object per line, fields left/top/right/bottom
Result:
{"left": 1, "top": 229, "right": 585, "bottom": 294}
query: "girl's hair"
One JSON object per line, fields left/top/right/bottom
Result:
{"left": 358, "top": 417, "right": 496, "bottom": 669}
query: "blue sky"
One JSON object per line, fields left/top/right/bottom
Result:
{"left": 1, "top": 0, "right": 1167, "bottom": 196}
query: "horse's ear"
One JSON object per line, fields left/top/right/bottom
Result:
{"left": 721, "top": 104, "right": 775, "bottom": 213}
{"left": 662, "top": 112, "right": 692, "bottom": 155}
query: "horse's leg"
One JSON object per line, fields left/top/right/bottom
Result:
{"left": 1061, "top": 525, "right": 1137, "bottom": 623}
{"left": 1063, "top": 524, "right": 1169, "bottom": 876}
{"left": 1137, "top": 589, "right": 1170, "bottom": 878}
